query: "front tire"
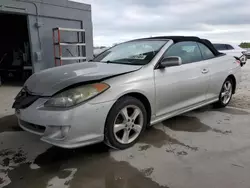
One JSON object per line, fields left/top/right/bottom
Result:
{"left": 104, "top": 96, "right": 147, "bottom": 150}
{"left": 214, "top": 78, "right": 233, "bottom": 108}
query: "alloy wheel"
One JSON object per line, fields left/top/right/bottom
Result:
{"left": 113, "top": 105, "right": 144, "bottom": 144}
{"left": 221, "top": 80, "right": 233, "bottom": 105}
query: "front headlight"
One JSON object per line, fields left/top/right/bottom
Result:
{"left": 44, "top": 83, "right": 109, "bottom": 108}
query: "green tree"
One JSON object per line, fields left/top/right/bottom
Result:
{"left": 239, "top": 42, "right": 250, "bottom": 48}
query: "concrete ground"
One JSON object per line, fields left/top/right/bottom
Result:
{"left": 0, "top": 61, "right": 250, "bottom": 188}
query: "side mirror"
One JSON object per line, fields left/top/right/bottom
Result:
{"left": 159, "top": 56, "right": 182, "bottom": 68}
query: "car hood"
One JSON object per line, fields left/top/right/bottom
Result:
{"left": 25, "top": 62, "right": 142, "bottom": 96}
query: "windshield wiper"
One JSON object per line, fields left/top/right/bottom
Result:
{"left": 102, "top": 60, "right": 119, "bottom": 64}
{"left": 102, "top": 60, "right": 132, "bottom": 65}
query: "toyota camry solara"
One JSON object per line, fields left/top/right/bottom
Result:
{"left": 13, "top": 36, "right": 241, "bottom": 149}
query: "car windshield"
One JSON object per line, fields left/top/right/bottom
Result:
{"left": 93, "top": 40, "right": 167, "bottom": 65}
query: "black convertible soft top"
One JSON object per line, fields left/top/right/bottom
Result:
{"left": 135, "top": 36, "right": 223, "bottom": 56}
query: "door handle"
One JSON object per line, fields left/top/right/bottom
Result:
{"left": 202, "top": 69, "right": 209, "bottom": 74}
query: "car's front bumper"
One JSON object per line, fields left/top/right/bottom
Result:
{"left": 16, "top": 98, "right": 115, "bottom": 148}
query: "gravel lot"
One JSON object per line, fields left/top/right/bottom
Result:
{"left": 0, "top": 61, "right": 250, "bottom": 188}
{"left": 230, "top": 62, "right": 250, "bottom": 109}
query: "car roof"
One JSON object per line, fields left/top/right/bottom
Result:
{"left": 132, "top": 36, "right": 201, "bottom": 42}
{"left": 131, "top": 36, "right": 222, "bottom": 56}
{"left": 143, "top": 36, "right": 201, "bottom": 42}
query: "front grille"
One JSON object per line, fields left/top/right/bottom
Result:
{"left": 12, "top": 87, "right": 39, "bottom": 109}
{"left": 20, "top": 120, "right": 46, "bottom": 134}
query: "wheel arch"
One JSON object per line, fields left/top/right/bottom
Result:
{"left": 227, "top": 74, "right": 236, "bottom": 94}
{"left": 117, "top": 92, "right": 152, "bottom": 126}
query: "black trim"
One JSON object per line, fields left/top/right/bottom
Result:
{"left": 20, "top": 120, "right": 46, "bottom": 133}
{"left": 12, "top": 88, "right": 39, "bottom": 109}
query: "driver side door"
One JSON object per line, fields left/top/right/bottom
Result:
{"left": 154, "top": 41, "right": 210, "bottom": 117}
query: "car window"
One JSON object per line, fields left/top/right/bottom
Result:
{"left": 163, "top": 41, "right": 203, "bottom": 64}
{"left": 93, "top": 40, "right": 167, "bottom": 65}
{"left": 225, "top": 44, "right": 234, "bottom": 50}
{"left": 198, "top": 43, "right": 215, "bottom": 59}
{"left": 213, "top": 44, "right": 227, "bottom": 51}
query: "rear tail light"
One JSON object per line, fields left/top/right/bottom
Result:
{"left": 234, "top": 56, "right": 242, "bottom": 66}
{"left": 236, "top": 60, "right": 241, "bottom": 66}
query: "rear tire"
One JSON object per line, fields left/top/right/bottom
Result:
{"left": 214, "top": 78, "right": 233, "bottom": 108}
{"left": 104, "top": 96, "right": 147, "bottom": 150}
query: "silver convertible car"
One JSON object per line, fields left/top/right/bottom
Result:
{"left": 13, "top": 36, "right": 241, "bottom": 149}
